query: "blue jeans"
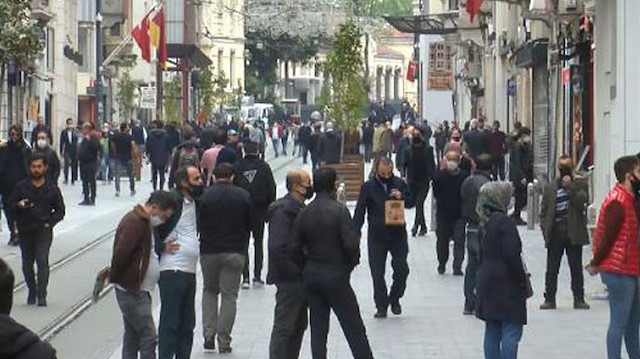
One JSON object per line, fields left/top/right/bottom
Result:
{"left": 100, "top": 156, "right": 112, "bottom": 182}
{"left": 601, "top": 272, "right": 640, "bottom": 359}
{"left": 271, "top": 139, "right": 279, "bottom": 157}
{"left": 114, "top": 159, "right": 135, "bottom": 193}
{"left": 484, "top": 320, "right": 523, "bottom": 359}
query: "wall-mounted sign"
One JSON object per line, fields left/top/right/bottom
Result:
{"left": 140, "top": 87, "right": 156, "bottom": 109}
{"left": 427, "top": 42, "right": 453, "bottom": 91}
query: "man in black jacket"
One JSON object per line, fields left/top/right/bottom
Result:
{"left": 233, "top": 142, "right": 277, "bottom": 288}
{"left": 59, "top": 118, "right": 78, "bottom": 185}
{"left": 0, "top": 259, "right": 57, "bottom": 358}
{"left": 460, "top": 154, "right": 493, "bottom": 315}
{"left": 318, "top": 122, "right": 341, "bottom": 165}
{"left": 9, "top": 154, "right": 65, "bottom": 306}
{"left": 292, "top": 167, "right": 374, "bottom": 359}
{"left": 402, "top": 126, "right": 436, "bottom": 236}
{"left": 354, "top": 157, "right": 414, "bottom": 319}
{"left": 33, "top": 131, "right": 61, "bottom": 185}
{"left": 509, "top": 127, "right": 532, "bottom": 225}
{"left": 433, "top": 151, "right": 469, "bottom": 275}
{"left": 308, "top": 123, "right": 322, "bottom": 171}
{"left": 267, "top": 169, "right": 312, "bottom": 359}
{"left": 30, "top": 117, "right": 53, "bottom": 149}
{"left": 78, "top": 123, "right": 101, "bottom": 205}
{"left": 362, "top": 121, "right": 374, "bottom": 163}
{"left": 198, "top": 163, "right": 252, "bottom": 353}
{"left": 146, "top": 121, "right": 171, "bottom": 190}
{"left": 298, "top": 123, "right": 312, "bottom": 164}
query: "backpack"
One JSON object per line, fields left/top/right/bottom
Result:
{"left": 249, "top": 127, "right": 263, "bottom": 144}
{"left": 177, "top": 146, "right": 200, "bottom": 169}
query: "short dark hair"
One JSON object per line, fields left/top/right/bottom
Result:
{"left": 376, "top": 156, "right": 393, "bottom": 172}
{"left": 120, "top": 123, "right": 127, "bottom": 132}
{"left": 213, "top": 129, "right": 227, "bottom": 145}
{"left": 182, "top": 126, "right": 196, "bottom": 141}
{"left": 313, "top": 167, "right": 337, "bottom": 194}
{"left": 244, "top": 141, "right": 259, "bottom": 156}
{"left": 475, "top": 153, "right": 493, "bottom": 171}
{"left": 213, "top": 163, "right": 235, "bottom": 180}
{"left": 286, "top": 170, "right": 302, "bottom": 191}
{"left": 146, "top": 191, "right": 178, "bottom": 212}
{"left": 0, "top": 258, "right": 15, "bottom": 315}
{"left": 29, "top": 152, "right": 48, "bottom": 167}
{"left": 9, "top": 124, "right": 22, "bottom": 135}
{"left": 518, "top": 127, "right": 531, "bottom": 137}
{"left": 614, "top": 156, "right": 640, "bottom": 182}
{"left": 174, "top": 165, "right": 198, "bottom": 189}
{"left": 66, "top": 118, "right": 73, "bottom": 124}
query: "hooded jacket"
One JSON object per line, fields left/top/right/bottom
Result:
{"left": 0, "top": 314, "right": 57, "bottom": 359}
{"left": 233, "top": 155, "right": 276, "bottom": 208}
{"left": 318, "top": 131, "right": 341, "bottom": 164}
{"left": 145, "top": 128, "right": 171, "bottom": 167}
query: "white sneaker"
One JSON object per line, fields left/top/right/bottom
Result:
{"left": 241, "top": 281, "right": 250, "bottom": 290}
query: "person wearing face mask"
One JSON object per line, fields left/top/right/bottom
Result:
{"left": 354, "top": 157, "right": 414, "bottom": 318}
{"left": 539, "top": 155, "right": 590, "bottom": 310}
{"left": 154, "top": 165, "right": 203, "bottom": 359}
{"left": 267, "top": 169, "right": 312, "bottom": 359}
{"left": 8, "top": 154, "right": 65, "bottom": 307}
{"left": 33, "top": 131, "right": 61, "bottom": 185}
{"left": 433, "top": 151, "right": 469, "bottom": 275}
{"left": 109, "top": 191, "right": 178, "bottom": 359}
{"left": 233, "top": 141, "right": 277, "bottom": 289}
{"left": 0, "top": 125, "right": 32, "bottom": 245}
{"left": 587, "top": 156, "right": 640, "bottom": 359}
{"left": 509, "top": 127, "right": 533, "bottom": 225}
{"left": 402, "top": 126, "right": 436, "bottom": 237}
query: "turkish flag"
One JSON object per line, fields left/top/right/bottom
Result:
{"left": 467, "top": 0, "right": 483, "bottom": 22}
{"left": 407, "top": 61, "right": 418, "bottom": 82}
{"left": 132, "top": 14, "right": 151, "bottom": 63}
{"left": 151, "top": 9, "right": 167, "bottom": 69}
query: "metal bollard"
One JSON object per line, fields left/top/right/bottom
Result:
{"left": 337, "top": 182, "right": 347, "bottom": 205}
{"left": 527, "top": 181, "right": 536, "bottom": 230}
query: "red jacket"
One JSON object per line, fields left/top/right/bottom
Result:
{"left": 593, "top": 183, "right": 639, "bottom": 277}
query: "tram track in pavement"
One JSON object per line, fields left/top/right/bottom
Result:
{"left": 29, "top": 154, "right": 302, "bottom": 344}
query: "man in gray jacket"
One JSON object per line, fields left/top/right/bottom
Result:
{"left": 460, "top": 154, "right": 493, "bottom": 315}
{"left": 539, "top": 155, "right": 590, "bottom": 310}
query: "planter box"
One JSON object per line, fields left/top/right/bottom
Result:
{"left": 324, "top": 154, "right": 364, "bottom": 201}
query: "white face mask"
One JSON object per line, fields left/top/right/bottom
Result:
{"left": 446, "top": 161, "right": 459, "bottom": 172}
{"left": 37, "top": 139, "right": 47, "bottom": 148}
{"left": 149, "top": 215, "right": 164, "bottom": 227}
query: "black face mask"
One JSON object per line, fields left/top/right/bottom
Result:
{"left": 188, "top": 185, "right": 204, "bottom": 199}
{"left": 302, "top": 185, "right": 314, "bottom": 200}
{"left": 378, "top": 175, "right": 392, "bottom": 185}
{"left": 413, "top": 135, "right": 423, "bottom": 144}
{"left": 632, "top": 175, "right": 640, "bottom": 195}
{"left": 559, "top": 167, "right": 572, "bottom": 178}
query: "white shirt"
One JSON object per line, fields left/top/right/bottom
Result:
{"left": 159, "top": 198, "right": 200, "bottom": 274}
{"left": 140, "top": 230, "right": 160, "bottom": 293}
{"left": 271, "top": 126, "right": 279, "bottom": 139}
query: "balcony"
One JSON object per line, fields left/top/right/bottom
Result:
{"left": 30, "top": 0, "right": 54, "bottom": 23}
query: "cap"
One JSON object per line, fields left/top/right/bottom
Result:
{"left": 227, "top": 129, "right": 238, "bottom": 136}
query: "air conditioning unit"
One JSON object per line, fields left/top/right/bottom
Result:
{"left": 559, "top": 0, "right": 583, "bottom": 15}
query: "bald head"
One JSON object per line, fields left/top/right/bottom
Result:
{"left": 286, "top": 169, "right": 311, "bottom": 192}
{"left": 445, "top": 151, "right": 461, "bottom": 162}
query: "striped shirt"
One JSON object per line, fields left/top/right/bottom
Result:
{"left": 555, "top": 187, "right": 569, "bottom": 222}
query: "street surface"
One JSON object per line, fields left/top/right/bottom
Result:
{"left": 1, "top": 149, "right": 610, "bottom": 358}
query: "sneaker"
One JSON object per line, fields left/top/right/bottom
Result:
{"left": 253, "top": 279, "right": 265, "bottom": 288}
{"left": 219, "top": 347, "right": 232, "bottom": 354}
{"left": 78, "top": 199, "right": 92, "bottom": 206}
{"left": 513, "top": 217, "right": 527, "bottom": 226}
{"left": 374, "top": 309, "right": 387, "bottom": 319}
{"left": 203, "top": 337, "right": 216, "bottom": 351}
{"left": 391, "top": 301, "right": 402, "bottom": 315}
{"left": 574, "top": 300, "right": 591, "bottom": 310}
{"left": 453, "top": 269, "right": 464, "bottom": 276}
{"left": 539, "top": 301, "right": 557, "bottom": 310}
{"left": 437, "top": 265, "right": 445, "bottom": 275}
{"left": 241, "top": 281, "right": 250, "bottom": 290}
{"left": 27, "top": 292, "right": 36, "bottom": 305}
{"left": 37, "top": 298, "right": 47, "bottom": 307}
{"left": 463, "top": 306, "right": 475, "bottom": 315}
{"left": 131, "top": 190, "right": 136, "bottom": 197}
{"left": 115, "top": 191, "right": 120, "bottom": 197}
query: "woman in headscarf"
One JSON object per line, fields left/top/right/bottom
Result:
{"left": 475, "top": 181, "right": 529, "bottom": 359}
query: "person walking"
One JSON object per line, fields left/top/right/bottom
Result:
{"left": 109, "top": 191, "right": 178, "bottom": 359}
{"left": 434, "top": 124, "right": 448, "bottom": 161}
{"left": 146, "top": 121, "right": 171, "bottom": 191}
{"left": 298, "top": 122, "right": 312, "bottom": 164}
{"left": 460, "top": 154, "right": 493, "bottom": 315}
{"left": 362, "top": 121, "right": 374, "bottom": 163}
{"left": 9, "top": 154, "right": 65, "bottom": 307}
{"left": 0, "top": 258, "right": 57, "bottom": 358}
{"left": 269, "top": 122, "right": 283, "bottom": 158}
{"left": 509, "top": 127, "right": 532, "bottom": 225}
{"left": 267, "top": 169, "right": 313, "bottom": 359}
{"left": 111, "top": 123, "right": 136, "bottom": 197}
{"left": 402, "top": 126, "right": 436, "bottom": 236}
{"left": 233, "top": 142, "right": 277, "bottom": 288}
{"left": 308, "top": 124, "right": 322, "bottom": 171}
{"left": 168, "top": 128, "right": 200, "bottom": 189}
{"left": 30, "top": 117, "right": 53, "bottom": 148}
{"left": 318, "top": 122, "right": 341, "bottom": 165}
{"left": 463, "top": 119, "right": 490, "bottom": 161}
{"left": 292, "top": 167, "right": 374, "bottom": 359}
{"left": 201, "top": 129, "right": 237, "bottom": 186}
{"left": 433, "top": 151, "right": 468, "bottom": 275}
{"left": 100, "top": 126, "right": 113, "bottom": 184}
{"left": 199, "top": 163, "right": 252, "bottom": 353}
{"left": 539, "top": 155, "right": 590, "bottom": 310}
{"left": 156, "top": 165, "right": 204, "bottom": 359}
{"left": 0, "top": 125, "right": 32, "bottom": 245}
{"left": 59, "top": 118, "right": 79, "bottom": 185}
{"left": 488, "top": 121, "right": 507, "bottom": 180}
{"left": 395, "top": 126, "right": 413, "bottom": 177}
{"left": 33, "top": 131, "right": 61, "bottom": 185}
{"left": 78, "top": 123, "right": 101, "bottom": 205}
{"left": 476, "top": 181, "right": 529, "bottom": 359}
{"left": 131, "top": 119, "right": 146, "bottom": 162}
{"left": 354, "top": 157, "right": 413, "bottom": 319}
{"left": 586, "top": 155, "right": 640, "bottom": 359}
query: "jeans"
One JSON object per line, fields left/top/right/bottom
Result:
{"left": 151, "top": 164, "right": 166, "bottom": 191}
{"left": 269, "top": 281, "right": 308, "bottom": 359}
{"left": 300, "top": 143, "right": 309, "bottom": 164}
{"left": 20, "top": 228, "right": 52, "bottom": 300}
{"left": 436, "top": 218, "right": 466, "bottom": 271}
{"left": 80, "top": 161, "right": 98, "bottom": 201}
{"left": 493, "top": 156, "right": 506, "bottom": 181}
{"left": 464, "top": 224, "right": 481, "bottom": 309}
{"left": 200, "top": 253, "right": 245, "bottom": 350}
{"left": 272, "top": 139, "right": 279, "bottom": 157}
{"left": 368, "top": 237, "right": 409, "bottom": 311}
{"left": 244, "top": 207, "right": 266, "bottom": 282}
{"left": 63, "top": 152, "right": 78, "bottom": 183}
{"left": 512, "top": 181, "right": 527, "bottom": 219}
{"left": 601, "top": 272, "right": 640, "bottom": 359}
{"left": 158, "top": 270, "right": 196, "bottom": 359}
{"left": 303, "top": 266, "right": 374, "bottom": 359}
{"left": 311, "top": 154, "right": 319, "bottom": 172}
{"left": 483, "top": 320, "right": 523, "bottom": 359}
{"left": 544, "top": 234, "right": 584, "bottom": 301}
{"left": 282, "top": 137, "right": 288, "bottom": 155}
{"left": 409, "top": 181, "right": 430, "bottom": 231}
{"left": 100, "top": 156, "right": 112, "bottom": 182}
{"left": 115, "top": 289, "right": 157, "bottom": 359}
{"left": 115, "top": 159, "right": 135, "bottom": 193}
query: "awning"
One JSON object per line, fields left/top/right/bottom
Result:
{"left": 167, "top": 44, "right": 212, "bottom": 68}
{"left": 383, "top": 13, "right": 482, "bottom": 35}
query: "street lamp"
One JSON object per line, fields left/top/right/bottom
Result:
{"left": 95, "top": 4, "right": 103, "bottom": 129}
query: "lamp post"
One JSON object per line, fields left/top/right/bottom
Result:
{"left": 95, "top": 3, "right": 103, "bottom": 128}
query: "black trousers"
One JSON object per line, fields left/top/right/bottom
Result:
{"left": 0, "top": 187, "right": 16, "bottom": 237}
{"left": 80, "top": 161, "right": 98, "bottom": 201}
{"left": 512, "top": 180, "right": 527, "bottom": 218}
{"left": 409, "top": 181, "right": 430, "bottom": 231}
{"left": 19, "top": 228, "right": 52, "bottom": 300}
{"left": 436, "top": 218, "right": 465, "bottom": 271}
{"left": 464, "top": 224, "right": 481, "bottom": 308}
{"left": 269, "top": 281, "right": 308, "bottom": 359}
{"left": 544, "top": 234, "right": 585, "bottom": 301}
{"left": 63, "top": 152, "right": 78, "bottom": 183}
{"left": 368, "top": 237, "right": 409, "bottom": 311}
{"left": 151, "top": 164, "right": 166, "bottom": 191}
{"left": 364, "top": 144, "right": 373, "bottom": 162}
{"left": 303, "top": 267, "right": 373, "bottom": 359}
{"left": 492, "top": 156, "right": 505, "bottom": 181}
{"left": 158, "top": 270, "right": 196, "bottom": 359}
{"left": 300, "top": 144, "right": 309, "bottom": 164}
{"left": 244, "top": 206, "right": 266, "bottom": 281}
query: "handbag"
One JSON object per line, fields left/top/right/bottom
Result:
{"left": 520, "top": 254, "right": 534, "bottom": 299}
